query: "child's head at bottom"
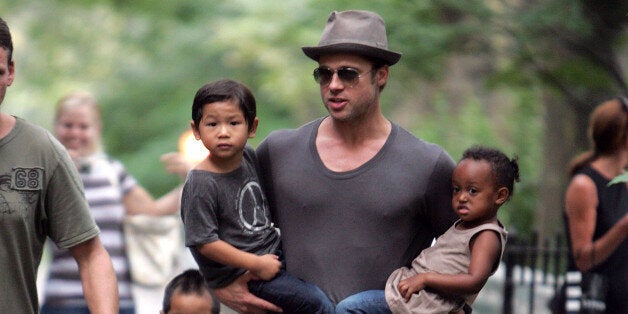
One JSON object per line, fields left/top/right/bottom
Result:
{"left": 453, "top": 146, "right": 520, "bottom": 226}
{"left": 161, "top": 269, "right": 214, "bottom": 314}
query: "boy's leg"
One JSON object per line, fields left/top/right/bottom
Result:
{"left": 335, "top": 290, "right": 391, "bottom": 314}
{"left": 248, "top": 271, "right": 334, "bottom": 314}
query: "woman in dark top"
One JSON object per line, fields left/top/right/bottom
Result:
{"left": 564, "top": 97, "right": 628, "bottom": 313}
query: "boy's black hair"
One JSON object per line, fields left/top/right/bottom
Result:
{"left": 191, "top": 79, "right": 256, "bottom": 132}
{"left": 461, "top": 145, "right": 520, "bottom": 199}
{"left": 162, "top": 269, "right": 211, "bottom": 313}
{"left": 0, "top": 17, "right": 13, "bottom": 64}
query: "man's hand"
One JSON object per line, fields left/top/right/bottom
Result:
{"left": 213, "top": 272, "right": 283, "bottom": 313}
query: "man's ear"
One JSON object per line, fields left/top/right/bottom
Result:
{"left": 7, "top": 60, "right": 14, "bottom": 86}
{"left": 376, "top": 65, "right": 389, "bottom": 88}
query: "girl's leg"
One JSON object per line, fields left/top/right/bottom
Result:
{"left": 335, "top": 290, "right": 391, "bottom": 314}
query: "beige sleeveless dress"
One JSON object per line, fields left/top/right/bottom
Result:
{"left": 385, "top": 220, "right": 507, "bottom": 314}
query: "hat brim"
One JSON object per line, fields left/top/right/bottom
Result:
{"left": 302, "top": 43, "right": 401, "bottom": 66}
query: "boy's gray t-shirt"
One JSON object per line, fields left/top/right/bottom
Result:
{"left": 180, "top": 146, "right": 280, "bottom": 288}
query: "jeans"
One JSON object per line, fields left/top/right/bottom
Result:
{"left": 335, "top": 290, "right": 391, "bottom": 314}
{"left": 248, "top": 270, "right": 334, "bottom": 314}
{"left": 336, "top": 290, "right": 474, "bottom": 314}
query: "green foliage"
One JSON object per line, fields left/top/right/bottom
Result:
{"left": 1, "top": 0, "right": 624, "bottom": 237}
{"left": 608, "top": 172, "right": 628, "bottom": 186}
{"left": 411, "top": 90, "right": 542, "bottom": 236}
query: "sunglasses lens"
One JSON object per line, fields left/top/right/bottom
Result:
{"left": 313, "top": 68, "right": 333, "bottom": 85}
{"left": 313, "top": 67, "right": 363, "bottom": 86}
{"left": 337, "top": 68, "right": 360, "bottom": 84}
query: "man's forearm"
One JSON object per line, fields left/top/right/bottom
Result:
{"left": 71, "top": 237, "right": 119, "bottom": 314}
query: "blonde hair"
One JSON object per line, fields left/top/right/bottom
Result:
{"left": 54, "top": 91, "right": 103, "bottom": 154}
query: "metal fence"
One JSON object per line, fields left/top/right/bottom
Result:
{"left": 501, "top": 233, "right": 568, "bottom": 314}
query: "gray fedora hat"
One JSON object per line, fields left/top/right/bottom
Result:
{"left": 302, "top": 10, "right": 402, "bottom": 65}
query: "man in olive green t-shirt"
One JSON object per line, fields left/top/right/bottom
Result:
{"left": 0, "top": 17, "right": 118, "bottom": 313}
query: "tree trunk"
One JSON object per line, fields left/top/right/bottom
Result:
{"left": 536, "top": 93, "right": 579, "bottom": 241}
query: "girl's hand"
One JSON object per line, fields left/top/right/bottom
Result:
{"left": 398, "top": 274, "right": 427, "bottom": 302}
{"left": 251, "top": 254, "right": 281, "bottom": 281}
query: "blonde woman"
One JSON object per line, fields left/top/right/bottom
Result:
{"left": 41, "top": 91, "right": 190, "bottom": 314}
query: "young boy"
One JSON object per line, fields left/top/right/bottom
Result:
{"left": 336, "top": 146, "right": 518, "bottom": 314}
{"left": 161, "top": 269, "right": 215, "bottom": 314}
{"left": 180, "top": 79, "right": 334, "bottom": 313}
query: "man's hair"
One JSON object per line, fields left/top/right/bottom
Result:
{"left": 162, "top": 269, "right": 211, "bottom": 313}
{"left": 0, "top": 17, "right": 13, "bottom": 64}
{"left": 367, "top": 56, "right": 388, "bottom": 92}
{"left": 191, "top": 79, "right": 257, "bottom": 132}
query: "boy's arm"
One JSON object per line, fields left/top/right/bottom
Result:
{"left": 398, "top": 230, "right": 501, "bottom": 300}
{"left": 197, "top": 240, "right": 281, "bottom": 281}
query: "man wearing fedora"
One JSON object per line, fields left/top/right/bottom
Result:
{"left": 214, "top": 10, "right": 457, "bottom": 313}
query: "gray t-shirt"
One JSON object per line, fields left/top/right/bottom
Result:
{"left": 181, "top": 146, "right": 280, "bottom": 288}
{"left": 257, "top": 119, "right": 457, "bottom": 303}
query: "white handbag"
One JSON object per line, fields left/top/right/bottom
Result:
{"left": 124, "top": 214, "right": 182, "bottom": 287}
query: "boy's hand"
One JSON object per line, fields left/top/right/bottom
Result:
{"left": 250, "top": 254, "right": 281, "bottom": 281}
{"left": 398, "top": 273, "right": 427, "bottom": 302}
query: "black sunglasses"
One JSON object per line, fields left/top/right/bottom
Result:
{"left": 313, "top": 67, "right": 371, "bottom": 87}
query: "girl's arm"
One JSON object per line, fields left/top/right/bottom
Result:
{"left": 124, "top": 185, "right": 183, "bottom": 216}
{"left": 398, "top": 230, "right": 501, "bottom": 301}
{"left": 197, "top": 240, "right": 281, "bottom": 281}
{"left": 124, "top": 153, "right": 191, "bottom": 216}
